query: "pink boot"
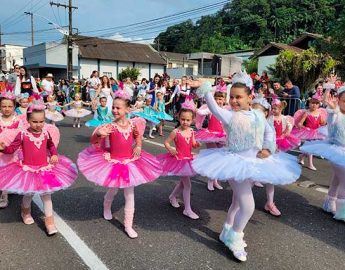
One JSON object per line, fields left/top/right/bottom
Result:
{"left": 124, "top": 208, "right": 138, "bottom": 239}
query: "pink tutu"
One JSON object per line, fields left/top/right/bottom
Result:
{"left": 291, "top": 127, "right": 326, "bottom": 141}
{"left": 276, "top": 135, "right": 301, "bottom": 152}
{"left": 77, "top": 146, "right": 161, "bottom": 188}
{"left": 157, "top": 153, "right": 196, "bottom": 177}
{"left": 195, "top": 129, "right": 226, "bottom": 143}
{"left": 0, "top": 155, "right": 78, "bottom": 194}
{"left": 0, "top": 128, "right": 21, "bottom": 166}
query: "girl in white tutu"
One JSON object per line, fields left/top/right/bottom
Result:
{"left": 45, "top": 95, "right": 64, "bottom": 125}
{"left": 252, "top": 97, "right": 282, "bottom": 217}
{"left": 190, "top": 74, "right": 301, "bottom": 262}
{"left": 301, "top": 88, "right": 345, "bottom": 221}
{"left": 64, "top": 93, "right": 91, "bottom": 128}
{"left": 195, "top": 90, "right": 228, "bottom": 191}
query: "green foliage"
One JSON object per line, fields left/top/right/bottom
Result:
{"left": 154, "top": 0, "right": 343, "bottom": 54}
{"left": 118, "top": 67, "right": 141, "bottom": 81}
{"left": 243, "top": 58, "right": 258, "bottom": 74}
{"left": 270, "top": 48, "right": 338, "bottom": 93}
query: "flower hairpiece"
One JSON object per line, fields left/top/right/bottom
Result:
{"left": 312, "top": 93, "right": 322, "bottom": 101}
{"left": 271, "top": 96, "right": 281, "bottom": 107}
{"left": 27, "top": 103, "right": 46, "bottom": 113}
{"left": 181, "top": 96, "right": 196, "bottom": 112}
{"left": 338, "top": 86, "right": 345, "bottom": 96}
{"left": 114, "top": 90, "right": 131, "bottom": 101}
{"left": 215, "top": 84, "right": 227, "bottom": 93}
{"left": 1, "top": 91, "right": 16, "bottom": 100}
{"left": 252, "top": 97, "right": 271, "bottom": 110}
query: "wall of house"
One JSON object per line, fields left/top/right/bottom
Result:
{"left": 99, "top": 60, "right": 117, "bottom": 78}
{"left": 1, "top": 45, "right": 26, "bottom": 71}
{"left": 134, "top": 63, "right": 149, "bottom": 80}
{"left": 79, "top": 58, "right": 98, "bottom": 79}
{"left": 258, "top": 55, "right": 277, "bottom": 75}
{"left": 151, "top": 64, "right": 164, "bottom": 78}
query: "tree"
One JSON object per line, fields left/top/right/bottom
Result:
{"left": 269, "top": 48, "right": 338, "bottom": 93}
{"left": 118, "top": 67, "right": 141, "bottom": 81}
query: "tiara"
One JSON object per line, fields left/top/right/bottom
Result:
{"left": 181, "top": 97, "right": 196, "bottom": 112}
{"left": 28, "top": 97, "right": 46, "bottom": 112}
{"left": 114, "top": 90, "right": 131, "bottom": 101}
{"left": 232, "top": 71, "right": 253, "bottom": 89}
{"left": 1, "top": 91, "right": 16, "bottom": 100}
{"left": 338, "top": 86, "right": 345, "bottom": 95}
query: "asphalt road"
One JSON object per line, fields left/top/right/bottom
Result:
{"left": 0, "top": 116, "right": 344, "bottom": 270}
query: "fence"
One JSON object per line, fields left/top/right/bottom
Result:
{"left": 266, "top": 97, "right": 304, "bottom": 116}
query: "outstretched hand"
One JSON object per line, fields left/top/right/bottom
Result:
{"left": 97, "top": 125, "right": 112, "bottom": 138}
{"left": 323, "top": 90, "right": 337, "bottom": 109}
{"left": 0, "top": 142, "right": 5, "bottom": 151}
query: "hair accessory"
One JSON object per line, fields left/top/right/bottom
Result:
{"left": 215, "top": 83, "right": 227, "bottom": 93}
{"left": 252, "top": 97, "right": 271, "bottom": 110}
{"left": 28, "top": 96, "right": 46, "bottom": 113}
{"left": 271, "top": 96, "right": 281, "bottom": 107}
{"left": 18, "top": 93, "right": 30, "bottom": 100}
{"left": 312, "top": 93, "right": 322, "bottom": 101}
{"left": 114, "top": 90, "right": 131, "bottom": 101}
{"left": 145, "top": 94, "right": 153, "bottom": 100}
{"left": 232, "top": 71, "right": 253, "bottom": 89}
{"left": 181, "top": 96, "right": 196, "bottom": 112}
{"left": 338, "top": 86, "right": 345, "bottom": 96}
{"left": 1, "top": 91, "right": 16, "bottom": 100}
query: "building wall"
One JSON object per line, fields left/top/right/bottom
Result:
{"left": 151, "top": 64, "right": 164, "bottom": 78}
{"left": 46, "top": 43, "right": 78, "bottom": 67}
{"left": 258, "top": 55, "right": 277, "bottom": 75}
{"left": 79, "top": 59, "right": 98, "bottom": 79}
{"left": 1, "top": 45, "right": 26, "bottom": 71}
{"left": 134, "top": 63, "right": 149, "bottom": 79}
{"left": 99, "top": 60, "right": 117, "bottom": 78}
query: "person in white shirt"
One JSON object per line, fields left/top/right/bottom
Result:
{"left": 41, "top": 73, "right": 55, "bottom": 97}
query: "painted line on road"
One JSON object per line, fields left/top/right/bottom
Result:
{"left": 33, "top": 195, "right": 109, "bottom": 270}
{"left": 144, "top": 139, "right": 166, "bottom": 148}
{"left": 315, "top": 187, "right": 328, "bottom": 194}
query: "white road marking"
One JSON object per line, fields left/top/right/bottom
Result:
{"left": 143, "top": 139, "right": 165, "bottom": 148}
{"left": 33, "top": 194, "right": 109, "bottom": 270}
{"left": 315, "top": 187, "right": 329, "bottom": 194}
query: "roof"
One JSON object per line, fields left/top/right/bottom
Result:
{"left": 74, "top": 36, "right": 166, "bottom": 65}
{"left": 161, "top": 51, "right": 198, "bottom": 64}
{"left": 290, "top": 32, "right": 322, "bottom": 46}
{"left": 252, "top": 42, "right": 303, "bottom": 58}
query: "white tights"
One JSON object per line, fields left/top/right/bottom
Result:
{"left": 225, "top": 180, "right": 255, "bottom": 233}
{"left": 328, "top": 164, "right": 345, "bottom": 199}
{"left": 22, "top": 194, "right": 53, "bottom": 217}
{"left": 104, "top": 186, "right": 135, "bottom": 210}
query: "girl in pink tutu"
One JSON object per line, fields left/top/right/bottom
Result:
{"left": 270, "top": 99, "right": 301, "bottom": 152}
{"left": 158, "top": 98, "right": 201, "bottom": 219}
{"left": 0, "top": 92, "right": 24, "bottom": 209}
{"left": 292, "top": 97, "right": 327, "bottom": 170}
{"left": 195, "top": 90, "right": 227, "bottom": 191}
{"left": 0, "top": 103, "right": 78, "bottom": 235}
{"left": 77, "top": 90, "right": 161, "bottom": 238}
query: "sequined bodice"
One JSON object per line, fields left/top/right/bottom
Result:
{"left": 274, "top": 119, "right": 283, "bottom": 137}
{"left": 22, "top": 130, "right": 49, "bottom": 166}
{"left": 305, "top": 114, "right": 322, "bottom": 129}
{"left": 174, "top": 129, "right": 193, "bottom": 159}
{"left": 109, "top": 123, "right": 134, "bottom": 159}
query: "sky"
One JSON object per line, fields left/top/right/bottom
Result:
{"left": 0, "top": 0, "right": 226, "bottom": 46}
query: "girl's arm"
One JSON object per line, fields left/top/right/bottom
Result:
{"left": 82, "top": 101, "right": 91, "bottom": 106}
{"left": 258, "top": 121, "right": 276, "bottom": 158}
{"left": 192, "top": 131, "right": 201, "bottom": 148}
{"left": 0, "top": 132, "right": 22, "bottom": 154}
{"left": 62, "top": 101, "right": 74, "bottom": 107}
{"left": 204, "top": 92, "right": 232, "bottom": 126}
{"left": 133, "top": 124, "right": 142, "bottom": 157}
{"left": 164, "top": 130, "right": 177, "bottom": 156}
{"left": 31, "top": 76, "right": 39, "bottom": 93}
{"left": 47, "top": 134, "right": 59, "bottom": 164}
{"left": 298, "top": 111, "right": 308, "bottom": 128}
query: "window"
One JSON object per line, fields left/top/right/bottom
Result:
{"left": 103, "top": 72, "right": 112, "bottom": 77}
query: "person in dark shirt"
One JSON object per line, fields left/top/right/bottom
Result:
{"left": 283, "top": 80, "right": 301, "bottom": 115}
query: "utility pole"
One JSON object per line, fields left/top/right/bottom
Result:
{"left": 0, "top": 24, "right": 2, "bottom": 72}
{"left": 50, "top": 1, "right": 77, "bottom": 81}
{"left": 24, "top": 12, "right": 34, "bottom": 46}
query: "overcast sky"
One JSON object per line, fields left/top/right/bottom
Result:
{"left": 0, "top": 0, "right": 225, "bottom": 46}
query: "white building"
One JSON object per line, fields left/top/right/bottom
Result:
{"left": 0, "top": 44, "right": 26, "bottom": 72}
{"left": 23, "top": 36, "right": 166, "bottom": 80}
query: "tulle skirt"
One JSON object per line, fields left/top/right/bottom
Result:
{"left": 65, "top": 108, "right": 91, "bottom": 118}
{"left": 195, "top": 129, "right": 226, "bottom": 143}
{"left": 77, "top": 146, "right": 162, "bottom": 188}
{"left": 291, "top": 127, "right": 327, "bottom": 141}
{"left": 157, "top": 153, "right": 196, "bottom": 177}
{"left": 45, "top": 110, "right": 64, "bottom": 122}
{"left": 300, "top": 140, "right": 345, "bottom": 168}
{"left": 192, "top": 148, "right": 301, "bottom": 184}
{"left": 276, "top": 135, "right": 301, "bottom": 152}
{"left": 131, "top": 111, "right": 160, "bottom": 125}
{"left": 156, "top": 111, "right": 173, "bottom": 121}
{"left": 0, "top": 155, "right": 78, "bottom": 194}
{"left": 85, "top": 118, "right": 112, "bottom": 127}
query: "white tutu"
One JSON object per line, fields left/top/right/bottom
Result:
{"left": 300, "top": 140, "right": 345, "bottom": 167}
{"left": 65, "top": 108, "right": 91, "bottom": 118}
{"left": 192, "top": 148, "right": 301, "bottom": 184}
{"left": 45, "top": 110, "right": 64, "bottom": 122}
